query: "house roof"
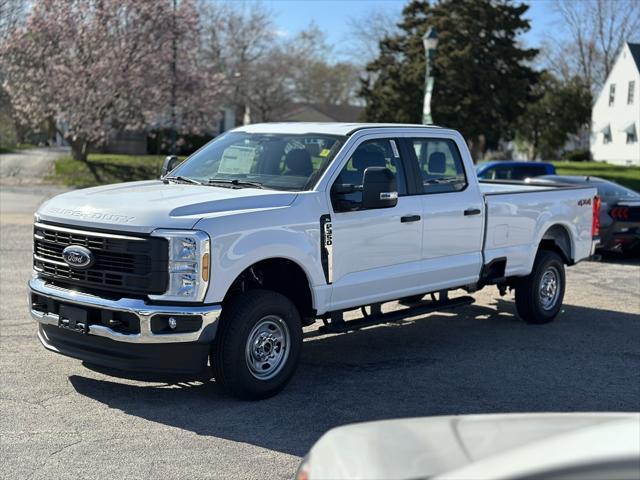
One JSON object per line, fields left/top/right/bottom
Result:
{"left": 628, "top": 42, "right": 640, "bottom": 73}
{"left": 279, "top": 103, "right": 365, "bottom": 123}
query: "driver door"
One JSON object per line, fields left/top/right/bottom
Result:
{"left": 326, "top": 137, "right": 424, "bottom": 310}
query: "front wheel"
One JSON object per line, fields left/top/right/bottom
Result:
{"left": 211, "top": 290, "right": 302, "bottom": 400}
{"left": 515, "top": 250, "right": 566, "bottom": 324}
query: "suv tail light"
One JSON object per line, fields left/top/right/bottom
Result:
{"left": 592, "top": 195, "right": 601, "bottom": 237}
{"left": 610, "top": 206, "right": 629, "bottom": 220}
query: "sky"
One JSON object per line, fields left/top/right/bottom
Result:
{"left": 263, "top": 0, "right": 563, "bottom": 60}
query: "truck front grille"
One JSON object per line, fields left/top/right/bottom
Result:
{"left": 33, "top": 222, "right": 168, "bottom": 297}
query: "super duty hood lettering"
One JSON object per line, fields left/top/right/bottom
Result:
{"left": 47, "top": 207, "right": 136, "bottom": 224}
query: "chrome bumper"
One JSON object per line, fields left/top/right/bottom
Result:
{"left": 29, "top": 277, "right": 221, "bottom": 344}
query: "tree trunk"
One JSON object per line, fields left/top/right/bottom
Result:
{"left": 467, "top": 135, "right": 486, "bottom": 163}
{"left": 46, "top": 117, "right": 57, "bottom": 146}
{"left": 70, "top": 139, "right": 89, "bottom": 162}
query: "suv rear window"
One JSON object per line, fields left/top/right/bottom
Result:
{"left": 485, "top": 165, "right": 548, "bottom": 180}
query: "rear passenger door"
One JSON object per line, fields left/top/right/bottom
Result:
{"left": 405, "top": 137, "right": 484, "bottom": 289}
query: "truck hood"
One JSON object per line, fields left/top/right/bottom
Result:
{"left": 37, "top": 180, "right": 297, "bottom": 233}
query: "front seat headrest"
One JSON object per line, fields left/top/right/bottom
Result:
{"left": 285, "top": 149, "right": 313, "bottom": 176}
{"left": 353, "top": 149, "right": 386, "bottom": 171}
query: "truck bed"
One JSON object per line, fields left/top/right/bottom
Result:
{"left": 479, "top": 180, "right": 597, "bottom": 278}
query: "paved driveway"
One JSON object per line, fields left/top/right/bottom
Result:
{"left": 1, "top": 187, "right": 639, "bottom": 480}
{"left": 0, "top": 147, "right": 68, "bottom": 185}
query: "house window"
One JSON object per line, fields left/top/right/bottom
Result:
{"left": 626, "top": 123, "right": 637, "bottom": 144}
{"left": 602, "top": 125, "right": 612, "bottom": 144}
{"left": 609, "top": 84, "right": 616, "bottom": 106}
{"left": 628, "top": 81, "right": 636, "bottom": 105}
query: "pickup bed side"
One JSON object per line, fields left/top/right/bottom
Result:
{"left": 482, "top": 185, "right": 596, "bottom": 277}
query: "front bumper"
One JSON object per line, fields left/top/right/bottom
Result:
{"left": 29, "top": 277, "right": 222, "bottom": 374}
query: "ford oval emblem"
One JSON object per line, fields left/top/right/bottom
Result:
{"left": 62, "top": 245, "right": 94, "bottom": 269}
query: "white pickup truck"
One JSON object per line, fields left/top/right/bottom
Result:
{"left": 29, "top": 123, "right": 600, "bottom": 399}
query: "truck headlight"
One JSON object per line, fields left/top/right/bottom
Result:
{"left": 149, "top": 230, "right": 210, "bottom": 302}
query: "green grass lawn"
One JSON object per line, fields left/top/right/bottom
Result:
{"left": 551, "top": 161, "right": 640, "bottom": 192}
{"left": 0, "top": 143, "right": 37, "bottom": 154}
{"left": 51, "top": 153, "right": 178, "bottom": 188}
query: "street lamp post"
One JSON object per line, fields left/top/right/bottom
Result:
{"left": 422, "top": 27, "right": 438, "bottom": 125}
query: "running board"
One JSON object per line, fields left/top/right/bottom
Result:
{"left": 318, "top": 295, "right": 475, "bottom": 334}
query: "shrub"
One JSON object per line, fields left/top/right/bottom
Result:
{"left": 561, "top": 149, "right": 591, "bottom": 162}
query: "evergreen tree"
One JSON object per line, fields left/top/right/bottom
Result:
{"left": 361, "top": 0, "right": 539, "bottom": 160}
{"left": 515, "top": 73, "right": 591, "bottom": 160}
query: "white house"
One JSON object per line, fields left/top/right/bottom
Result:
{"left": 591, "top": 42, "right": 640, "bottom": 166}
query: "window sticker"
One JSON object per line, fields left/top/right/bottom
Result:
{"left": 218, "top": 145, "right": 256, "bottom": 174}
{"left": 319, "top": 148, "right": 331, "bottom": 157}
{"left": 390, "top": 139, "right": 400, "bottom": 158}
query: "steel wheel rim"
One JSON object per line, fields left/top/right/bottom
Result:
{"left": 539, "top": 266, "right": 561, "bottom": 310}
{"left": 245, "top": 315, "right": 290, "bottom": 380}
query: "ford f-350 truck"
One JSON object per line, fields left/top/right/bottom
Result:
{"left": 29, "top": 123, "right": 600, "bottom": 399}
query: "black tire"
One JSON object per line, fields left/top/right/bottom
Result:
{"left": 515, "top": 249, "right": 566, "bottom": 324}
{"left": 211, "top": 290, "right": 302, "bottom": 400}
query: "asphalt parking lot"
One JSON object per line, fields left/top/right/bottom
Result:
{"left": 1, "top": 186, "right": 639, "bottom": 480}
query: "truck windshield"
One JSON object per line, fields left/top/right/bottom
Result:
{"left": 170, "top": 132, "right": 345, "bottom": 191}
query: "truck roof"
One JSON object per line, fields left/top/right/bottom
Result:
{"left": 232, "top": 122, "right": 445, "bottom": 136}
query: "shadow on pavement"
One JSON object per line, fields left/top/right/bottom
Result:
{"left": 594, "top": 250, "right": 640, "bottom": 266}
{"left": 69, "top": 299, "right": 640, "bottom": 457}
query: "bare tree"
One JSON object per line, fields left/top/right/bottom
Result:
{"left": 199, "top": 1, "right": 275, "bottom": 124}
{"left": 548, "top": 0, "right": 640, "bottom": 94}
{"left": 345, "top": 7, "right": 400, "bottom": 67}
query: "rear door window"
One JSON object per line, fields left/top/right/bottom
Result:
{"left": 409, "top": 138, "right": 467, "bottom": 194}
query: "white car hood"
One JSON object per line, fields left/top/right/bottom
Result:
{"left": 37, "top": 180, "right": 297, "bottom": 233}
{"left": 304, "top": 413, "right": 640, "bottom": 480}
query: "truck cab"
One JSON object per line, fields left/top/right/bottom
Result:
{"left": 29, "top": 123, "right": 598, "bottom": 399}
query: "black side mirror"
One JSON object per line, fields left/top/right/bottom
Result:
{"left": 333, "top": 183, "right": 359, "bottom": 195}
{"left": 362, "top": 167, "right": 398, "bottom": 209}
{"left": 161, "top": 155, "right": 179, "bottom": 178}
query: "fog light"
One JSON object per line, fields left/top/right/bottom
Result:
{"left": 168, "top": 317, "right": 177, "bottom": 330}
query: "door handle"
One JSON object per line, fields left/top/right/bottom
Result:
{"left": 464, "top": 208, "right": 481, "bottom": 216}
{"left": 401, "top": 215, "right": 421, "bottom": 223}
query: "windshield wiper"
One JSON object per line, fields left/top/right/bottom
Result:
{"left": 164, "top": 175, "right": 203, "bottom": 185}
{"left": 207, "top": 178, "right": 264, "bottom": 189}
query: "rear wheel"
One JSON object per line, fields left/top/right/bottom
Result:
{"left": 212, "top": 290, "right": 302, "bottom": 400}
{"left": 515, "top": 250, "right": 565, "bottom": 324}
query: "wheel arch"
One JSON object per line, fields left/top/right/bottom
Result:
{"left": 222, "top": 257, "right": 316, "bottom": 324}
{"left": 539, "top": 223, "right": 574, "bottom": 264}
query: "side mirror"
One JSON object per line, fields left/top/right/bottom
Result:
{"left": 161, "top": 155, "right": 179, "bottom": 178}
{"left": 362, "top": 167, "right": 398, "bottom": 209}
{"left": 333, "top": 183, "right": 359, "bottom": 195}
